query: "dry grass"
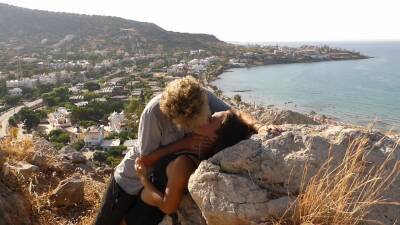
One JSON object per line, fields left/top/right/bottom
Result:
{"left": 0, "top": 127, "right": 34, "bottom": 161}
{"left": 1, "top": 129, "right": 108, "bottom": 225}
{"left": 275, "top": 136, "right": 400, "bottom": 225}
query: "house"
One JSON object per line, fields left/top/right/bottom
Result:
{"left": 84, "top": 126, "right": 104, "bottom": 147}
{"left": 8, "top": 87, "right": 23, "bottom": 96}
{"left": 100, "top": 139, "right": 121, "bottom": 151}
{"left": 75, "top": 101, "right": 89, "bottom": 107}
{"left": 48, "top": 107, "right": 71, "bottom": 129}
{"left": 108, "top": 111, "right": 126, "bottom": 133}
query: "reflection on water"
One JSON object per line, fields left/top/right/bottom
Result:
{"left": 213, "top": 42, "right": 400, "bottom": 132}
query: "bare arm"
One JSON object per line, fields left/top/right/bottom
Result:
{"left": 138, "top": 134, "right": 213, "bottom": 167}
{"left": 136, "top": 156, "right": 196, "bottom": 214}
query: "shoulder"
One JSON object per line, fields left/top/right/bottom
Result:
{"left": 167, "top": 155, "right": 196, "bottom": 178}
{"left": 141, "top": 94, "right": 163, "bottom": 118}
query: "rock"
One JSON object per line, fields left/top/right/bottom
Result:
{"left": 3, "top": 161, "right": 39, "bottom": 177}
{"left": 60, "top": 145, "right": 76, "bottom": 153}
{"left": 188, "top": 125, "right": 400, "bottom": 225}
{"left": 0, "top": 182, "right": 32, "bottom": 225}
{"left": 59, "top": 146, "right": 86, "bottom": 164}
{"left": 30, "top": 151, "right": 48, "bottom": 168}
{"left": 50, "top": 175, "right": 84, "bottom": 207}
{"left": 158, "top": 195, "right": 207, "bottom": 225}
{"left": 176, "top": 195, "right": 207, "bottom": 225}
{"left": 254, "top": 109, "right": 319, "bottom": 125}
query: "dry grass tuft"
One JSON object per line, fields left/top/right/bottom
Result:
{"left": 0, "top": 128, "right": 34, "bottom": 162}
{"left": 275, "top": 136, "right": 400, "bottom": 225}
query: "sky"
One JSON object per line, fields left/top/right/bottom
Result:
{"left": 1, "top": 0, "right": 400, "bottom": 42}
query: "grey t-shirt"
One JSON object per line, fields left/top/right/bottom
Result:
{"left": 114, "top": 90, "right": 230, "bottom": 195}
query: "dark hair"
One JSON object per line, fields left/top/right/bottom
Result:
{"left": 206, "top": 110, "right": 258, "bottom": 158}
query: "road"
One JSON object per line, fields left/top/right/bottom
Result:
{"left": 0, "top": 99, "right": 42, "bottom": 138}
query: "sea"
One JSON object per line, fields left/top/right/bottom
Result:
{"left": 212, "top": 41, "right": 400, "bottom": 132}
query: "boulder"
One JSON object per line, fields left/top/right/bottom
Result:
{"left": 188, "top": 125, "right": 400, "bottom": 225}
{"left": 252, "top": 109, "right": 319, "bottom": 125}
{"left": 59, "top": 146, "right": 86, "bottom": 164}
{"left": 0, "top": 182, "right": 32, "bottom": 225}
{"left": 50, "top": 175, "right": 84, "bottom": 207}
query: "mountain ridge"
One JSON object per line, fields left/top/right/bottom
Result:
{"left": 0, "top": 3, "right": 224, "bottom": 51}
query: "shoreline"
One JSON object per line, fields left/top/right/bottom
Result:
{"left": 205, "top": 58, "right": 400, "bottom": 136}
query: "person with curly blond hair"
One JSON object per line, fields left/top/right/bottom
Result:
{"left": 94, "top": 76, "right": 230, "bottom": 225}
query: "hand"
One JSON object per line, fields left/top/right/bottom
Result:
{"left": 135, "top": 157, "right": 148, "bottom": 178}
{"left": 184, "top": 134, "right": 215, "bottom": 156}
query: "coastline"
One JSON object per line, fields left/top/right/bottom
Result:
{"left": 204, "top": 57, "right": 400, "bottom": 136}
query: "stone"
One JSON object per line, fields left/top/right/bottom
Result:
{"left": 188, "top": 125, "right": 400, "bottom": 225}
{"left": 50, "top": 175, "right": 84, "bottom": 207}
{"left": 252, "top": 108, "right": 319, "bottom": 125}
{"left": 3, "top": 161, "right": 39, "bottom": 177}
{"left": 0, "top": 182, "right": 32, "bottom": 225}
{"left": 59, "top": 145, "right": 86, "bottom": 164}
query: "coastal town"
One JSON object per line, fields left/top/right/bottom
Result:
{"left": 0, "top": 41, "right": 368, "bottom": 166}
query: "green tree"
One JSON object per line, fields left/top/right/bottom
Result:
{"left": 84, "top": 82, "right": 100, "bottom": 91}
{"left": 4, "top": 96, "right": 21, "bottom": 106}
{"left": 0, "top": 79, "right": 6, "bottom": 97}
{"left": 48, "top": 129, "right": 70, "bottom": 144}
{"left": 17, "top": 107, "right": 41, "bottom": 131}
{"left": 72, "top": 139, "right": 85, "bottom": 151}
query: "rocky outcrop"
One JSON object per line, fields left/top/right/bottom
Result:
{"left": 50, "top": 175, "right": 85, "bottom": 207}
{"left": 0, "top": 182, "right": 32, "bottom": 225}
{"left": 59, "top": 145, "right": 87, "bottom": 164}
{"left": 188, "top": 124, "right": 400, "bottom": 225}
{"left": 250, "top": 108, "right": 319, "bottom": 125}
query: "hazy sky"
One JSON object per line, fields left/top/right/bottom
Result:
{"left": 2, "top": 0, "right": 400, "bottom": 42}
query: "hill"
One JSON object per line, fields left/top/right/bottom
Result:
{"left": 0, "top": 3, "right": 224, "bottom": 52}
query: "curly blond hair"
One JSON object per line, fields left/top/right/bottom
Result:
{"left": 160, "top": 76, "right": 210, "bottom": 131}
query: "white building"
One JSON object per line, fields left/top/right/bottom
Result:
{"left": 84, "top": 126, "right": 104, "bottom": 147}
{"left": 108, "top": 111, "right": 126, "bottom": 133}
{"left": 6, "top": 78, "right": 36, "bottom": 88}
{"left": 100, "top": 139, "right": 121, "bottom": 151}
{"left": 48, "top": 107, "right": 71, "bottom": 129}
{"left": 8, "top": 88, "right": 23, "bottom": 96}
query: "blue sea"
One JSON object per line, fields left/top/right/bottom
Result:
{"left": 213, "top": 42, "right": 400, "bottom": 132}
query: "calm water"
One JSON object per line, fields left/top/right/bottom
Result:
{"left": 213, "top": 42, "right": 400, "bottom": 131}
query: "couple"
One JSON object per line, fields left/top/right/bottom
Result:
{"left": 94, "top": 76, "right": 258, "bottom": 225}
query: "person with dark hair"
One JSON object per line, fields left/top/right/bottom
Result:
{"left": 132, "top": 109, "right": 258, "bottom": 224}
{"left": 94, "top": 76, "right": 230, "bottom": 225}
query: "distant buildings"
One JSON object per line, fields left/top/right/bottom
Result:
{"left": 48, "top": 107, "right": 71, "bottom": 129}
{"left": 8, "top": 87, "right": 23, "bottom": 96}
{"left": 84, "top": 126, "right": 104, "bottom": 147}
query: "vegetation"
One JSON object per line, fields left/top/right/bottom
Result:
{"left": 4, "top": 95, "right": 21, "bottom": 106}
{"left": 275, "top": 137, "right": 400, "bottom": 225}
{"left": 47, "top": 129, "right": 70, "bottom": 150}
{"left": 72, "top": 139, "right": 85, "bottom": 151}
{"left": 84, "top": 82, "right": 100, "bottom": 91}
{"left": 42, "top": 87, "right": 70, "bottom": 107}
{"left": 105, "top": 145, "right": 127, "bottom": 166}
{"left": 9, "top": 107, "right": 47, "bottom": 131}
{"left": 70, "top": 100, "right": 124, "bottom": 125}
